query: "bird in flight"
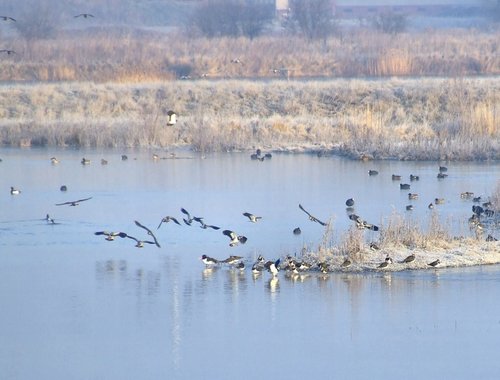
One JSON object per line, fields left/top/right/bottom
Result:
{"left": 223, "top": 229, "right": 247, "bottom": 247}
{"left": 55, "top": 197, "right": 92, "bottom": 206}
{"left": 0, "top": 50, "right": 16, "bottom": 55}
{"left": 0, "top": 16, "right": 16, "bottom": 22}
{"left": 74, "top": 13, "right": 94, "bottom": 18}
{"left": 298, "top": 204, "right": 327, "bottom": 226}
{"left": 157, "top": 216, "right": 181, "bottom": 229}
{"left": 125, "top": 234, "right": 157, "bottom": 248}
{"left": 94, "top": 231, "right": 128, "bottom": 241}
{"left": 180, "top": 208, "right": 200, "bottom": 226}
{"left": 243, "top": 212, "right": 262, "bottom": 223}
{"left": 134, "top": 220, "right": 161, "bottom": 248}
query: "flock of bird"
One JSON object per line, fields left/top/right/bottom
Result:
{"left": 6, "top": 153, "right": 498, "bottom": 276}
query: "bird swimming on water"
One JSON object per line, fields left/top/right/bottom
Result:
{"left": 10, "top": 186, "right": 21, "bottom": 195}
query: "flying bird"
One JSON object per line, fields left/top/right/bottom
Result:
{"left": 0, "top": 16, "right": 16, "bottom": 22}
{"left": 157, "top": 216, "right": 181, "bottom": 229}
{"left": 134, "top": 220, "right": 161, "bottom": 248}
{"left": 74, "top": 13, "right": 94, "bottom": 18}
{"left": 243, "top": 212, "right": 262, "bottom": 223}
{"left": 94, "top": 231, "right": 128, "bottom": 241}
{"left": 125, "top": 234, "right": 157, "bottom": 248}
{"left": 55, "top": 197, "right": 92, "bottom": 206}
{"left": 181, "top": 208, "right": 200, "bottom": 226}
{"left": 299, "top": 204, "right": 327, "bottom": 226}
{"left": 222, "top": 229, "right": 247, "bottom": 247}
{"left": 0, "top": 50, "right": 16, "bottom": 55}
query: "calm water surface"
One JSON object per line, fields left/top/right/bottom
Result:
{"left": 1, "top": 148, "right": 499, "bottom": 379}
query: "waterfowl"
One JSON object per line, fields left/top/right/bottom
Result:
{"left": 377, "top": 256, "right": 393, "bottom": 269}
{"left": 408, "top": 193, "right": 418, "bottom": 200}
{"left": 400, "top": 183, "right": 410, "bottom": 190}
{"left": 350, "top": 214, "right": 379, "bottom": 231}
{"left": 198, "top": 220, "right": 221, "bottom": 230}
{"left": 10, "top": 186, "right": 21, "bottom": 195}
{"left": 50, "top": 157, "right": 59, "bottom": 164}
{"left": 460, "top": 192, "right": 474, "bottom": 199}
{"left": 101, "top": 159, "right": 108, "bottom": 165}
{"left": 0, "top": 49, "right": 16, "bottom": 55}
{"left": 368, "top": 170, "right": 379, "bottom": 176}
{"left": 166, "top": 110, "right": 177, "bottom": 126}
{"left": 486, "top": 235, "right": 498, "bottom": 242}
{"left": 299, "top": 204, "right": 327, "bottom": 226}
{"left": 437, "top": 173, "right": 448, "bottom": 179}
{"left": 223, "top": 229, "right": 248, "bottom": 247}
{"left": 0, "top": 16, "right": 16, "bottom": 22}
{"left": 180, "top": 208, "right": 200, "bottom": 226}
{"left": 264, "top": 153, "right": 272, "bottom": 159}
{"left": 45, "top": 214, "right": 56, "bottom": 224}
{"left": 134, "top": 220, "right": 161, "bottom": 248}
{"left": 252, "top": 255, "right": 266, "bottom": 274}
{"left": 265, "top": 258, "right": 280, "bottom": 276}
{"left": 472, "top": 205, "right": 484, "bottom": 216}
{"left": 439, "top": 166, "right": 448, "bottom": 172}
{"left": 341, "top": 258, "right": 352, "bottom": 268}
{"left": 369, "top": 242, "right": 380, "bottom": 250}
{"left": 434, "top": 198, "right": 445, "bottom": 205}
{"left": 427, "top": 259, "right": 440, "bottom": 267}
{"left": 318, "top": 262, "right": 330, "bottom": 274}
{"left": 428, "top": 203, "right": 434, "bottom": 209}
{"left": 345, "top": 198, "right": 355, "bottom": 207}
{"left": 472, "top": 196, "right": 482, "bottom": 203}
{"left": 55, "top": 197, "right": 92, "bottom": 206}
{"left": 200, "top": 254, "right": 218, "bottom": 266}
{"left": 60, "top": 185, "right": 67, "bottom": 192}
{"left": 121, "top": 155, "right": 128, "bottom": 160}
{"left": 293, "top": 227, "right": 302, "bottom": 235}
{"left": 125, "top": 235, "right": 157, "bottom": 248}
{"left": 243, "top": 212, "right": 262, "bottom": 223}
{"left": 236, "top": 262, "right": 245, "bottom": 271}
{"left": 74, "top": 13, "right": 94, "bottom": 18}
{"left": 392, "top": 174, "right": 401, "bottom": 180}
{"left": 221, "top": 255, "right": 243, "bottom": 265}
{"left": 157, "top": 216, "right": 181, "bottom": 229}
{"left": 410, "top": 174, "right": 419, "bottom": 181}
{"left": 400, "top": 253, "right": 415, "bottom": 263}
{"left": 94, "top": 231, "right": 128, "bottom": 241}
{"left": 81, "top": 158, "right": 90, "bottom": 165}
{"left": 406, "top": 205, "right": 414, "bottom": 211}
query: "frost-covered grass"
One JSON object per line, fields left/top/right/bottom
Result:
{"left": 0, "top": 77, "right": 498, "bottom": 159}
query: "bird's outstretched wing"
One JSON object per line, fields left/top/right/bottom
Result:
{"left": 134, "top": 220, "right": 161, "bottom": 248}
{"left": 299, "top": 204, "right": 327, "bottom": 226}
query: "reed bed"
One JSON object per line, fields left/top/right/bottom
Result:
{"left": 0, "top": 29, "right": 499, "bottom": 81}
{"left": 0, "top": 77, "right": 498, "bottom": 160}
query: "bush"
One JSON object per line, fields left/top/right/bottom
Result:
{"left": 372, "top": 12, "right": 408, "bottom": 34}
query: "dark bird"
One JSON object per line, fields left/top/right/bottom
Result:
{"left": 437, "top": 173, "right": 448, "bottom": 179}
{"left": 157, "top": 216, "right": 181, "bottom": 229}
{"left": 198, "top": 220, "right": 220, "bottom": 230}
{"left": 406, "top": 205, "right": 414, "bottom": 211}
{"left": 378, "top": 256, "right": 393, "bottom": 269}
{"left": 293, "top": 227, "right": 302, "bottom": 235}
{"left": 74, "top": 13, "right": 94, "bottom": 18}
{"left": 392, "top": 174, "right": 401, "bottom": 180}
{"left": 369, "top": 242, "right": 380, "bottom": 250}
{"left": 264, "top": 258, "right": 280, "bottom": 276}
{"left": 125, "top": 234, "right": 156, "bottom": 248}
{"left": 94, "top": 231, "right": 128, "bottom": 241}
{"left": 243, "top": 212, "right": 262, "bottom": 223}
{"left": 236, "top": 262, "right": 245, "bottom": 271}
{"left": 45, "top": 214, "right": 57, "bottom": 224}
{"left": 341, "top": 258, "right": 352, "bottom": 268}
{"left": 60, "top": 185, "right": 67, "bottom": 192}
{"left": 221, "top": 255, "right": 243, "bottom": 265}
{"left": 299, "top": 204, "right": 327, "bottom": 226}
{"left": 200, "top": 254, "right": 218, "bottom": 266}
{"left": 486, "top": 235, "right": 498, "bottom": 242}
{"left": 0, "top": 49, "right": 16, "bottom": 55}
{"left": 439, "top": 166, "right": 448, "bottom": 172}
{"left": 368, "top": 170, "right": 379, "bottom": 176}
{"left": 318, "top": 262, "right": 330, "bottom": 274}
{"left": 10, "top": 186, "right": 21, "bottom": 195}
{"left": 345, "top": 198, "right": 355, "bottom": 207}
{"left": 410, "top": 174, "right": 420, "bottom": 181}
{"left": 121, "top": 155, "right": 128, "bottom": 160}
{"left": 81, "top": 157, "right": 91, "bottom": 165}
{"left": 134, "top": 220, "right": 161, "bottom": 248}
{"left": 0, "top": 16, "right": 16, "bottom": 22}
{"left": 400, "top": 183, "right": 410, "bottom": 190}
{"left": 223, "top": 229, "right": 247, "bottom": 247}
{"left": 400, "top": 253, "right": 415, "bottom": 263}
{"left": 428, "top": 259, "right": 441, "bottom": 267}
{"left": 181, "top": 208, "right": 200, "bottom": 226}
{"left": 252, "top": 255, "right": 266, "bottom": 274}
{"left": 55, "top": 197, "right": 92, "bottom": 206}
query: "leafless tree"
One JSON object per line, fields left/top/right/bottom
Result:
{"left": 289, "top": 0, "right": 337, "bottom": 40}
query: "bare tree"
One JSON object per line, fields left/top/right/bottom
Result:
{"left": 289, "top": 0, "right": 337, "bottom": 39}
{"left": 372, "top": 12, "right": 408, "bottom": 34}
{"left": 13, "top": 0, "right": 61, "bottom": 41}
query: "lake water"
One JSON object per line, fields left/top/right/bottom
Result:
{"left": 1, "top": 147, "right": 499, "bottom": 379}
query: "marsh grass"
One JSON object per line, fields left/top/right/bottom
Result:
{"left": 0, "top": 77, "right": 498, "bottom": 159}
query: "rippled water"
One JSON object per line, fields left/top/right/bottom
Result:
{"left": 1, "top": 148, "right": 499, "bottom": 379}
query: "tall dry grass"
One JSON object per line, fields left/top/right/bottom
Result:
{"left": 1, "top": 77, "right": 498, "bottom": 159}
{"left": 0, "top": 29, "right": 499, "bottom": 81}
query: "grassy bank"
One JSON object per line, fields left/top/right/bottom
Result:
{"left": 0, "top": 77, "right": 499, "bottom": 160}
{"left": 0, "top": 29, "right": 499, "bottom": 81}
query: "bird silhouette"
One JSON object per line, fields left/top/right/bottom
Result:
{"left": 243, "top": 212, "right": 262, "bottom": 223}
{"left": 0, "top": 16, "right": 16, "bottom": 22}
{"left": 157, "top": 216, "right": 181, "bottom": 229}
{"left": 55, "top": 197, "right": 92, "bottom": 206}
{"left": 95, "top": 231, "right": 128, "bottom": 241}
{"left": 223, "top": 229, "right": 247, "bottom": 247}
{"left": 0, "top": 49, "right": 16, "bottom": 55}
{"left": 134, "top": 220, "right": 161, "bottom": 248}
{"left": 299, "top": 204, "right": 327, "bottom": 226}
{"left": 74, "top": 13, "right": 94, "bottom": 18}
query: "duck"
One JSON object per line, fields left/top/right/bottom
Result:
{"left": 377, "top": 256, "right": 393, "bottom": 269}
{"left": 406, "top": 205, "right": 414, "bottom": 211}
{"left": 434, "top": 198, "right": 445, "bottom": 205}
{"left": 437, "top": 173, "right": 448, "bottom": 179}
{"left": 428, "top": 203, "right": 434, "bottom": 209}
{"left": 439, "top": 166, "right": 448, "bottom": 172}
{"left": 368, "top": 170, "right": 379, "bottom": 176}
{"left": 460, "top": 192, "right": 474, "bottom": 199}
{"left": 318, "top": 262, "right": 330, "bottom": 274}
{"left": 299, "top": 204, "right": 327, "bottom": 226}
{"left": 235, "top": 262, "right": 245, "bottom": 271}
{"left": 45, "top": 214, "right": 56, "bottom": 224}
{"left": 392, "top": 174, "right": 401, "bottom": 180}
{"left": 101, "top": 159, "right": 108, "bottom": 165}
{"left": 345, "top": 198, "right": 355, "bottom": 207}
{"left": 400, "top": 183, "right": 411, "bottom": 190}
{"left": 400, "top": 253, "right": 415, "bottom": 263}
{"left": 408, "top": 193, "right": 418, "bottom": 200}
{"left": 223, "top": 229, "right": 247, "bottom": 247}
{"left": 427, "top": 259, "right": 440, "bottom": 267}
{"left": 293, "top": 227, "right": 302, "bottom": 235}
{"left": 81, "top": 158, "right": 91, "bottom": 165}
{"left": 200, "top": 254, "right": 218, "bottom": 267}
{"left": 60, "top": 185, "right": 67, "bottom": 192}
{"left": 340, "top": 258, "right": 352, "bottom": 268}
{"left": 50, "top": 157, "right": 59, "bottom": 164}
{"left": 10, "top": 186, "right": 21, "bottom": 195}
{"left": 121, "top": 155, "right": 128, "bottom": 161}
{"left": 243, "top": 212, "right": 262, "bottom": 223}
